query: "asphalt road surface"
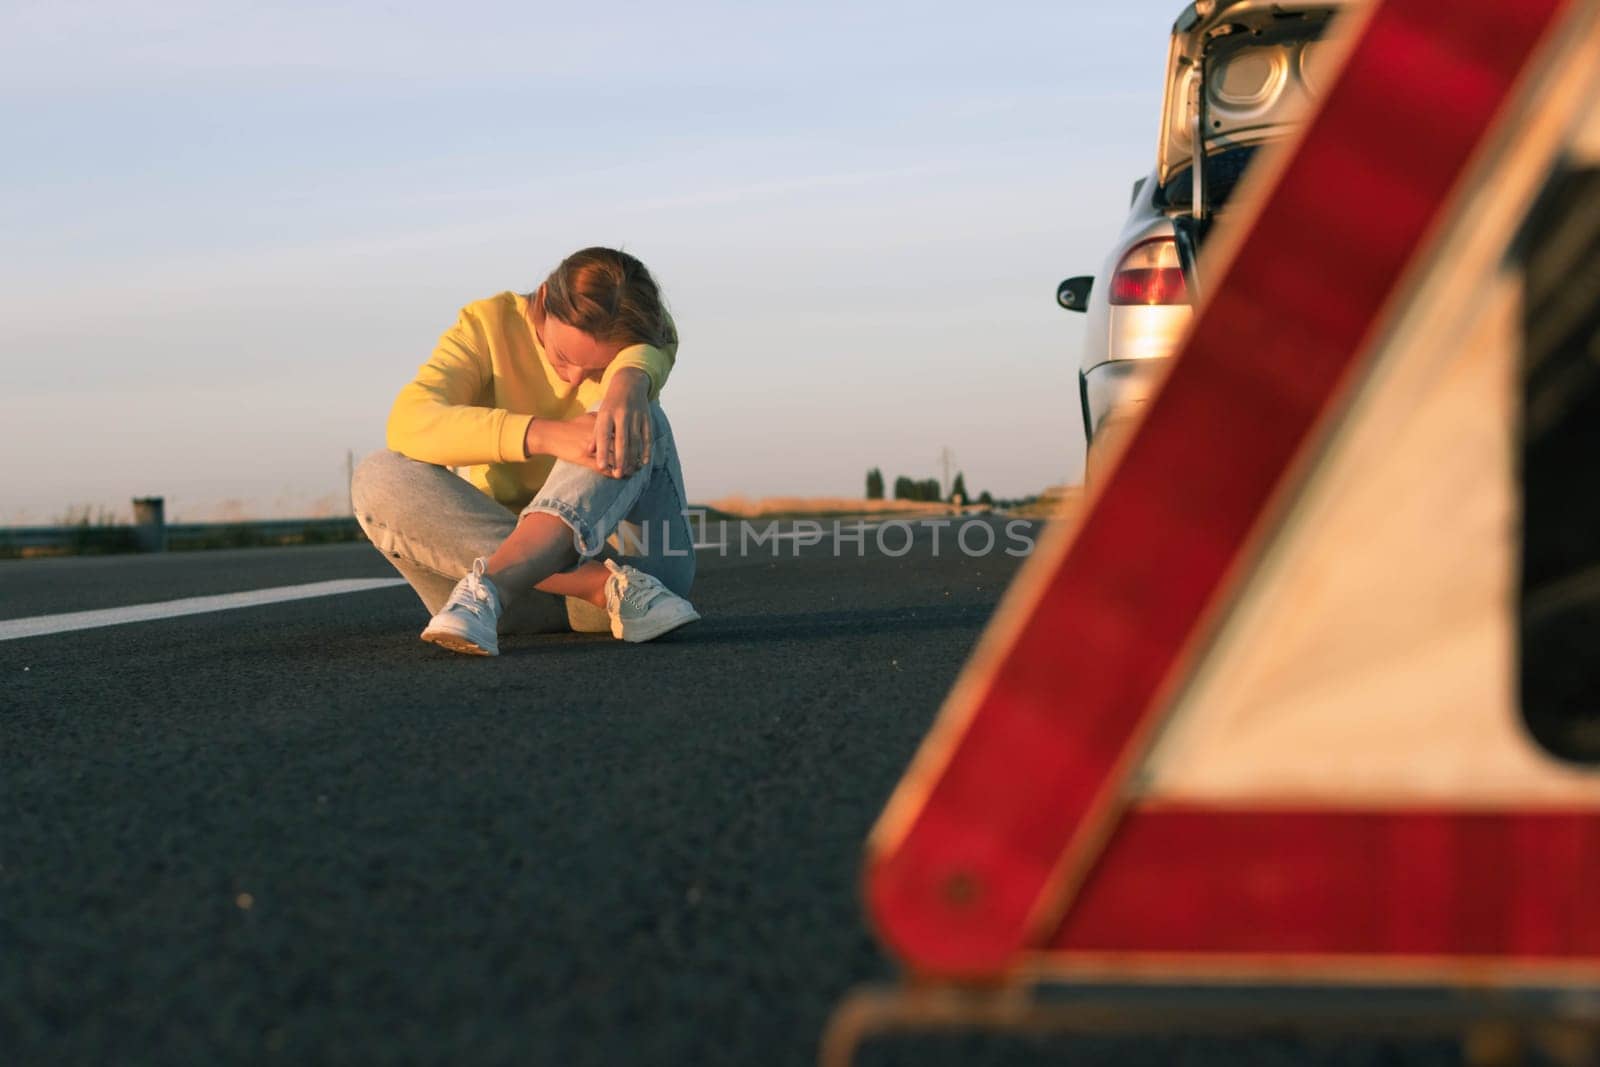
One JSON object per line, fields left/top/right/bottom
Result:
{"left": 3, "top": 525, "right": 1468, "bottom": 1065}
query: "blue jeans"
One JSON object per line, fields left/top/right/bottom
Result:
{"left": 353, "top": 403, "right": 696, "bottom": 634}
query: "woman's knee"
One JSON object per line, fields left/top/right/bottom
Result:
{"left": 351, "top": 450, "right": 409, "bottom": 517}
{"left": 351, "top": 450, "right": 449, "bottom": 522}
{"left": 648, "top": 404, "right": 678, "bottom": 452}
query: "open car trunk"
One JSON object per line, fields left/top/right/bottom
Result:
{"left": 1158, "top": 0, "right": 1349, "bottom": 289}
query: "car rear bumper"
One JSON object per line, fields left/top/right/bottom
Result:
{"left": 1082, "top": 357, "right": 1172, "bottom": 441}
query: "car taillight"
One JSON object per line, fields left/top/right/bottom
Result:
{"left": 1109, "top": 237, "right": 1189, "bottom": 305}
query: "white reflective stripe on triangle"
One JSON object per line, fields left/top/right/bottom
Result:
{"left": 1138, "top": 74, "right": 1600, "bottom": 808}
{"left": 1139, "top": 276, "right": 1600, "bottom": 806}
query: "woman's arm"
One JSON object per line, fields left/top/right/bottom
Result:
{"left": 589, "top": 315, "right": 677, "bottom": 476}
{"left": 591, "top": 367, "right": 653, "bottom": 477}
{"left": 387, "top": 309, "right": 533, "bottom": 467}
{"left": 522, "top": 369, "right": 651, "bottom": 478}
{"left": 524, "top": 411, "right": 603, "bottom": 469}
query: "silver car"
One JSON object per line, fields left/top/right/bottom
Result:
{"left": 1059, "top": 0, "right": 1348, "bottom": 467}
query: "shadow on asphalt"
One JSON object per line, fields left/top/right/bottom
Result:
{"left": 677, "top": 605, "right": 994, "bottom": 645}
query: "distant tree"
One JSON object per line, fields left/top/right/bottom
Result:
{"left": 948, "top": 471, "right": 968, "bottom": 504}
{"left": 977, "top": 489, "right": 994, "bottom": 506}
{"left": 866, "top": 467, "right": 884, "bottom": 500}
{"left": 893, "top": 475, "right": 951, "bottom": 502}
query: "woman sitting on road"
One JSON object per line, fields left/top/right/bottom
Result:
{"left": 352, "top": 247, "right": 700, "bottom": 657}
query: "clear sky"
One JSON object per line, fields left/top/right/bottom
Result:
{"left": 3, "top": 0, "right": 1182, "bottom": 522}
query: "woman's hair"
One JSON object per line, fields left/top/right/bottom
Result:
{"left": 533, "top": 247, "right": 675, "bottom": 348}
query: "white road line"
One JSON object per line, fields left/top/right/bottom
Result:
{"left": 2, "top": 527, "right": 897, "bottom": 641}
{"left": 0, "top": 578, "right": 409, "bottom": 642}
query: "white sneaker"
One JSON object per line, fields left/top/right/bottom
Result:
{"left": 604, "top": 560, "right": 700, "bottom": 643}
{"left": 421, "top": 558, "right": 502, "bottom": 656}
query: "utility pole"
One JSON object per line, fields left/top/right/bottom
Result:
{"left": 939, "top": 447, "right": 955, "bottom": 499}
{"left": 346, "top": 450, "right": 355, "bottom": 516}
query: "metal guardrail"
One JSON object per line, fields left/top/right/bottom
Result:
{"left": 0, "top": 517, "right": 364, "bottom": 554}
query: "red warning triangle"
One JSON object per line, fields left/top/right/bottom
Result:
{"left": 865, "top": 0, "right": 1600, "bottom": 984}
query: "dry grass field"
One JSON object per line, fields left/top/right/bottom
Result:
{"left": 699, "top": 488, "right": 1083, "bottom": 523}
{"left": 702, "top": 496, "right": 959, "bottom": 519}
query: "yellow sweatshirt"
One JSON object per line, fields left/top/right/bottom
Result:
{"left": 386, "top": 291, "right": 676, "bottom": 510}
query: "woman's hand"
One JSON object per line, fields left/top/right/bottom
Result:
{"left": 592, "top": 368, "right": 653, "bottom": 478}
{"left": 525, "top": 413, "right": 607, "bottom": 472}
